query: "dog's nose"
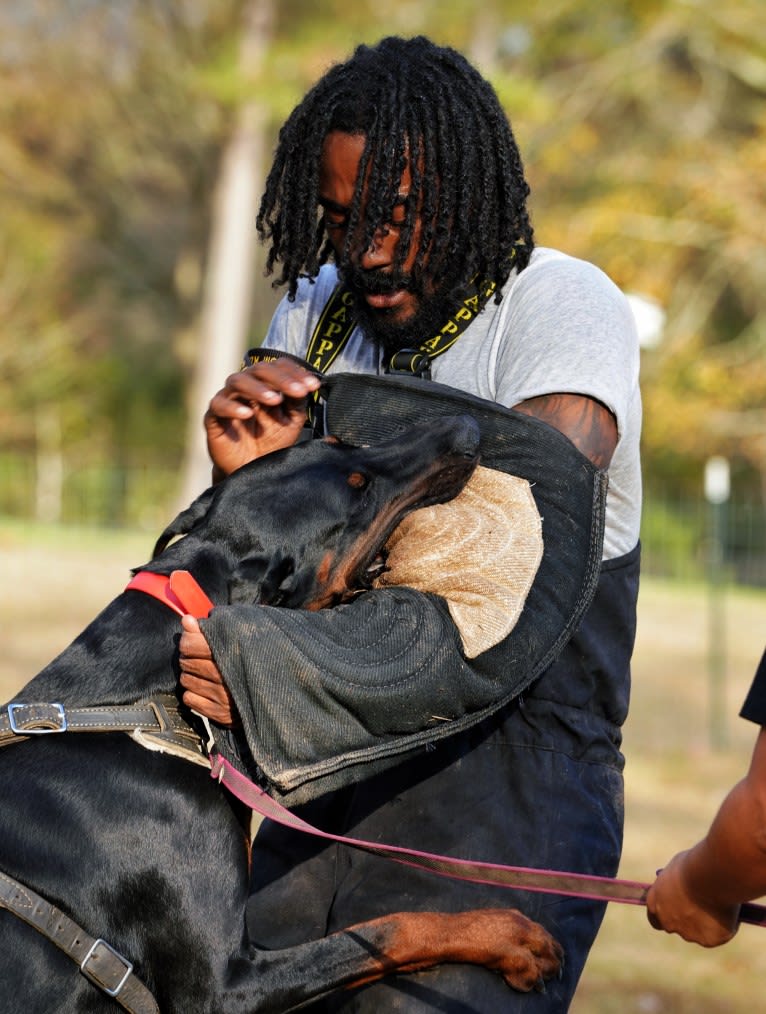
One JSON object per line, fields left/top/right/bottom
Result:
{"left": 440, "top": 415, "right": 481, "bottom": 457}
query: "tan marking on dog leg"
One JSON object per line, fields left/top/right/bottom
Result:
{"left": 342, "top": 909, "right": 563, "bottom": 993}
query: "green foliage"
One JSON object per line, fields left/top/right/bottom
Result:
{"left": 641, "top": 495, "right": 706, "bottom": 582}
{"left": 0, "top": 0, "right": 764, "bottom": 508}
{"left": 482, "top": 0, "right": 766, "bottom": 500}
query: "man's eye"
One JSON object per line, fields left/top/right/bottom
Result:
{"left": 323, "top": 210, "right": 348, "bottom": 231}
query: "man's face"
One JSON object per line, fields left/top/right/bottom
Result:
{"left": 318, "top": 131, "right": 454, "bottom": 354}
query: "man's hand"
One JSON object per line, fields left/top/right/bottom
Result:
{"left": 646, "top": 850, "right": 740, "bottom": 947}
{"left": 178, "top": 615, "right": 238, "bottom": 727}
{"left": 205, "top": 358, "right": 322, "bottom": 479}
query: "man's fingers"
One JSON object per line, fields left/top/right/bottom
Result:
{"left": 179, "top": 672, "right": 238, "bottom": 727}
{"left": 179, "top": 615, "right": 214, "bottom": 665}
{"left": 179, "top": 657, "right": 218, "bottom": 680}
{"left": 179, "top": 672, "right": 227, "bottom": 703}
{"left": 181, "top": 613, "right": 201, "bottom": 635}
{"left": 209, "top": 364, "right": 321, "bottom": 419}
{"left": 180, "top": 689, "right": 232, "bottom": 726}
{"left": 178, "top": 616, "right": 238, "bottom": 727}
{"left": 246, "top": 358, "right": 321, "bottom": 395}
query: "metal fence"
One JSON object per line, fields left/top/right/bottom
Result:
{"left": 641, "top": 487, "right": 766, "bottom": 588}
{"left": 1, "top": 455, "right": 765, "bottom": 588}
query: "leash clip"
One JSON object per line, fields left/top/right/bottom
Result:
{"left": 192, "top": 711, "right": 216, "bottom": 755}
{"left": 209, "top": 751, "right": 225, "bottom": 784}
{"left": 7, "top": 702, "right": 67, "bottom": 734}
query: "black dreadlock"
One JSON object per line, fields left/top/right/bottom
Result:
{"left": 256, "top": 35, "right": 534, "bottom": 303}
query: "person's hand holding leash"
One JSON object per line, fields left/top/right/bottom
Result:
{"left": 646, "top": 852, "right": 740, "bottom": 947}
{"left": 205, "top": 358, "right": 321, "bottom": 480}
{"left": 179, "top": 615, "right": 238, "bottom": 726}
{"left": 646, "top": 718, "right": 766, "bottom": 948}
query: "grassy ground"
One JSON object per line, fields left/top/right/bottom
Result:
{"left": 571, "top": 579, "right": 766, "bottom": 1013}
{"left": 2, "top": 519, "right": 765, "bottom": 1011}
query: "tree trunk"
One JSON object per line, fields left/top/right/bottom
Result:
{"left": 34, "top": 404, "right": 63, "bottom": 524}
{"left": 176, "top": 0, "right": 275, "bottom": 508}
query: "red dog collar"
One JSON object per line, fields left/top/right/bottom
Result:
{"left": 125, "top": 571, "right": 214, "bottom": 619}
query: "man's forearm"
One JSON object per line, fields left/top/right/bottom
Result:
{"left": 686, "top": 730, "right": 766, "bottom": 907}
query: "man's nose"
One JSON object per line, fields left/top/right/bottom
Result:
{"left": 356, "top": 225, "right": 393, "bottom": 270}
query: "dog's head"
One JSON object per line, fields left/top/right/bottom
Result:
{"left": 151, "top": 414, "right": 480, "bottom": 610}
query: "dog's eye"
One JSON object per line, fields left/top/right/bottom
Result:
{"left": 347, "top": 472, "right": 369, "bottom": 490}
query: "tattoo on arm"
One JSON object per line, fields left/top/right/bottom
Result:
{"left": 512, "top": 394, "right": 618, "bottom": 469}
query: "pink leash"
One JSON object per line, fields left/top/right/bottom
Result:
{"left": 129, "top": 570, "right": 766, "bottom": 926}
{"left": 209, "top": 753, "right": 766, "bottom": 926}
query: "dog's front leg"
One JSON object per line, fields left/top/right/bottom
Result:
{"left": 223, "top": 907, "right": 562, "bottom": 1011}
{"left": 342, "top": 908, "right": 563, "bottom": 994}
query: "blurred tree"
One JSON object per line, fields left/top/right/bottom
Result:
{"left": 0, "top": 0, "right": 242, "bottom": 518}
{"left": 483, "top": 0, "right": 766, "bottom": 498}
{"left": 0, "top": 0, "right": 764, "bottom": 522}
{"left": 177, "top": 0, "right": 275, "bottom": 505}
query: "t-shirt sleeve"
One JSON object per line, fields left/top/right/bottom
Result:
{"left": 261, "top": 293, "right": 292, "bottom": 351}
{"left": 494, "top": 253, "right": 640, "bottom": 442}
{"left": 740, "top": 648, "right": 766, "bottom": 726}
{"left": 260, "top": 266, "right": 339, "bottom": 359}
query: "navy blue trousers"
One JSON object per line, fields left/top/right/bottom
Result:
{"left": 246, "top": 547, "right": 638, "bottom": 1011}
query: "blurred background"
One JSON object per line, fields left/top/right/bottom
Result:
{"left": 1, "top": 1, "right": 765, "bottom": 1010}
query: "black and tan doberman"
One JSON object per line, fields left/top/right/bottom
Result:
{"left": 0, "top": 416, "right": 561, "bottom": 1013}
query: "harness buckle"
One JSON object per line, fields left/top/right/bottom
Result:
{"left": 386, "top": 349, "right": 432, "bottom": 379}
{"left": 80, "top": 938, "right": 134, "bottom": 997}
{"left": 7, "top": 702, "right": 67, "bottom": 734}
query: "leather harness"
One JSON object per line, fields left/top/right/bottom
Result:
{"left": 0, "top": 689, "right": 201, "bottom": 1012}
{"left": 4, "top": 569, "right": 766, "bottom": 1012}
{"left": 0, "top": 694, "right": 208, "bottom": 765}
{"left": 0, "top": 871, "right": 159, "bottom": 1014}
{"left": 0, "top": 571, "right": 214, "bottom": 1012}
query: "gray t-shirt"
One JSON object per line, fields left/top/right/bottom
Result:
{"left": 263, "top": 246, "right": 642, "bottom": 560}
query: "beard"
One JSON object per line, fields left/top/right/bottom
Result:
{"left": 340, "top": 265, "right": 461, "bottom": 358}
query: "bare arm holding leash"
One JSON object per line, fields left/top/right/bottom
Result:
{"left": 647, "top": 649, "right": 766, "bottom": 946}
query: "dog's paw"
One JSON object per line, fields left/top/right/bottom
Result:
{"left": 459, "top": 908, "right": 564, "bottom": 992}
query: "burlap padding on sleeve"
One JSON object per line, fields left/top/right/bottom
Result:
{"left": 374, "top": 465, "right": 542, "bottom": 658}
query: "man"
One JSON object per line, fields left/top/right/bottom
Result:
{"left": 180, "top": 36, "right": 642, "bottom": 1010}
{"left": 647, "top": 647, "right": 766, "bottom": 947}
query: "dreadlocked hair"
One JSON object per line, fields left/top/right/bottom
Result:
{"left": 256, "top": 35, "right": 534, "bottom": 302}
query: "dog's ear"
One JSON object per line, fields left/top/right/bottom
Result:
{"left": 152, "top": 487, "right": 217, "bottom": 558}
{"left": 229, "top": 550, "right": 309, "bottom": 606}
